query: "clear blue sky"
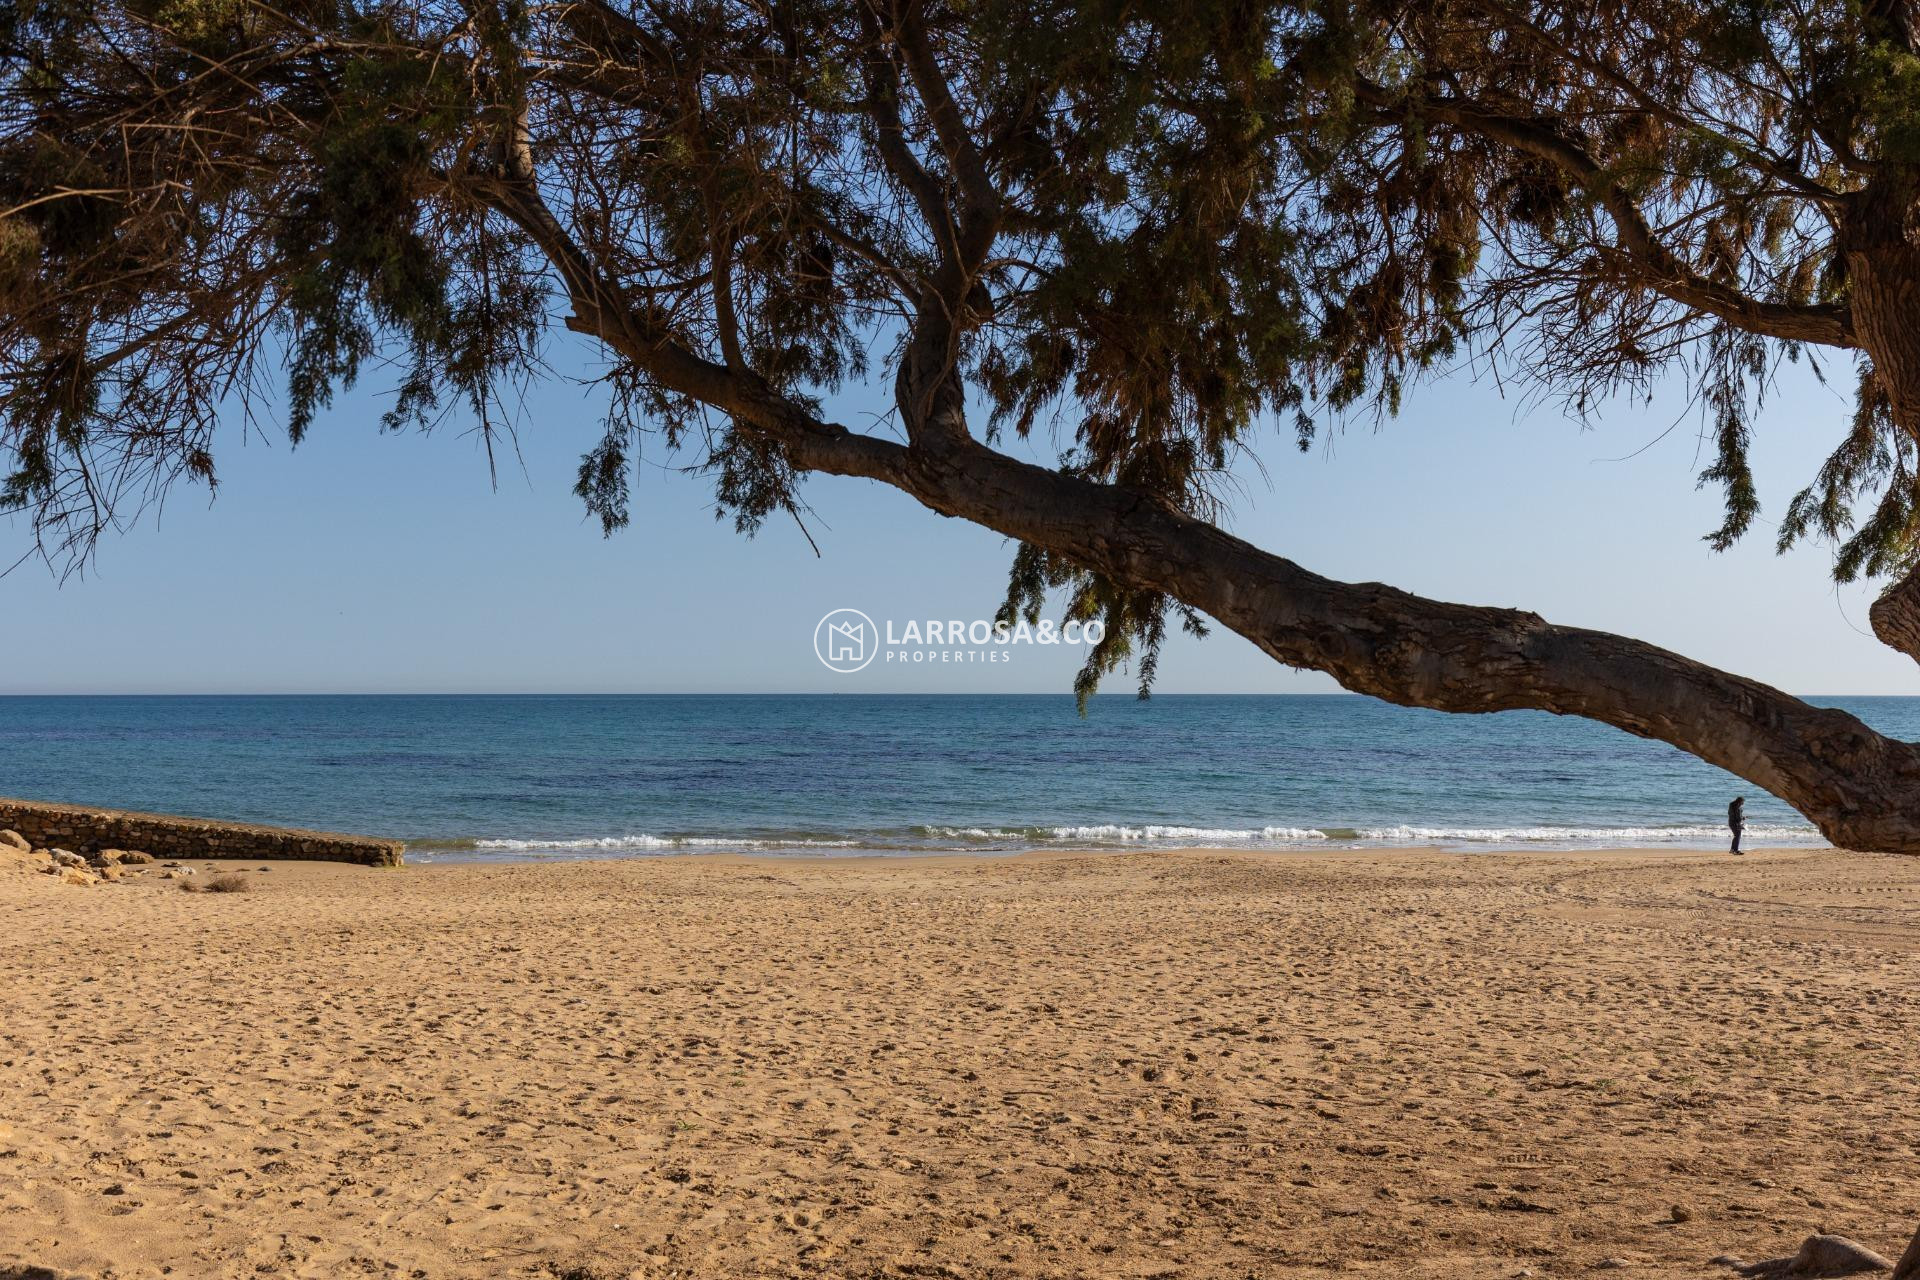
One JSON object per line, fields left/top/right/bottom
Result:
{"left": 2, "top": 337, "right": 1910, "bottom": 696}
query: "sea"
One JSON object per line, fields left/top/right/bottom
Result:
{"left": 1, "top": 693, "right": 1910, "bottom": 861}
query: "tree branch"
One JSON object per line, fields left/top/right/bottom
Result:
{"left": 469, "top": 168, "right": 904, "bottom": 482}
{"left": 1352, "top": 78, "right": 1857, "bottom": 349}
{"left": 858, "top": 9, "right": 958, "bottom": 261}
{"left": 1462, "top": 0, "right": 1851, "bottom": 197}
{"left": 893, "top": 0, "right": 999, "bottom": 235}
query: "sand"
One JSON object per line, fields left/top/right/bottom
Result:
{"left": 3, "top": 846, "right": 1920, "bottom": 1279}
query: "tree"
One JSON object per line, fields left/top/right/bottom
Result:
{"left": 8, "top": 0, "right": 1920, "bottom": 864}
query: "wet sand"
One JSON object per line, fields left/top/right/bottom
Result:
{"left": 3, "top": 846, "right": 1918, "bottom": 1278}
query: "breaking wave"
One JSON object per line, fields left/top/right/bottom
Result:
{"left": 1348, "top": 823, "right": 1822, "bottom": 845}
{"left": 409, "top": 820, "right": 1828, "bottom": 860}
{"left": 1044, "top": 824, "right": 1332, "bottom": 842}
{"left": 466, "top": 834, "right": 861, "bottom": 853}
{"left": 918, "top": 822, "right": 1822, "bottom": 847}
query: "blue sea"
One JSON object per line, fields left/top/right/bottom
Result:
{"left": 1, "top": 694, "right": 1910, "bottom": 860}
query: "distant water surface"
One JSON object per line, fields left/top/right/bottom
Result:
{"left": 1, "top": 694, "right": 1909, "bottom": 859}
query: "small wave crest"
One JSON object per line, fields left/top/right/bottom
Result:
{"left": 469, "top": 834, "right": 861, "bottom": 852}
{"left": 1043, "top": 824, "right": 1330, "bottom": 842}
{"left": 913, "top": 825, "right": 1033, "bottom": 841}
{"left": 1353, "top": 823, "right": 1822, "bottom": 844}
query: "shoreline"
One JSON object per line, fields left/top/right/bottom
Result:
{"left": 399, "top": 840, "right": 1815, "bottom": 867}
{"left": 7, "top": 844, "right": 1916, "bottom": 1279}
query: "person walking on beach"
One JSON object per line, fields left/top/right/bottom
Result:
{"left": 1728, "top": 795, "right": 1745, "bottom": 855}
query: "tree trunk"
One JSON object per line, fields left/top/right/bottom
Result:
{"left": 876, "top": 436, "right": 1920, "bottom": 852}
{"left": 1894, "top": 1225, "right": 1920, "bottom": 1280}
{"left": 1843, "top": 174, "right": 1920, "bottom": 664}
{"left": 1870, "top": 569, "right": 1920, "bottom": 663}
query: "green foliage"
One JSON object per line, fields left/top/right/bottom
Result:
{"left": 1779, "top": 368, "right": 1920, "bottom": 581}
{"left": 1697, "top": 328, "right": 1767, "bottom": 552}
{"left": 1850, "top": 43, "right": 1920, "bottom": 166}
{"left": 998, "top": 539, "right": 1209, "bottom": 709}
{"left": 275, "top": 38, "right": 482, "bottom": 442}
{"left": 4, "top": 0, "right": 1920, "bottom": 677}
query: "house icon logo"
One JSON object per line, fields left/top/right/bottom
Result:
{"left": 814, "top": 608, "right": 878, "bottom": 673}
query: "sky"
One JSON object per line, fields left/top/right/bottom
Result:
{"left": 1, "top": 336, "right": 1913, "bottom": 696}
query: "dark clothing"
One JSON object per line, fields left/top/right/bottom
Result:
{"left": 1728, "top": 799, "right": 1745, "bottom": 854}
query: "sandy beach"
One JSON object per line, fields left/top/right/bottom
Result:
{"left": 4, "top": 846, "right": 1919, "bottom": 1279}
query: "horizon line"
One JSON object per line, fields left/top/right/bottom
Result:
{"left": 1, "top": 689, "right": 1913, "bottom": 699}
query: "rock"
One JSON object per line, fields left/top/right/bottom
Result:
{"left": 88, "top": 849, "right": 123, "bottom": 867}
{"left": 95, "top": 865, "right": 123, "bottom": 883}
{"left": 0, "top": 829, "right": 28, "bottom": 852}
{"left": 0, "top": 839, "right": 47, "bottom": 867}
{"left": 1784, "top": 1235, "right": 1893, "bottom": 1275}
{"left": 5, "top": 1263, "right": 95, "bottom": 1280}
{"left": 56, "top": 866, "right": 98, "bottom": 886}
{"left": 1735, "top": 1235, "right": 1895, "bottom": 1277}
{"left": 117, "top": 850, "right": 154, "bottom": 864}
{"left": 1672, "top": 1205, "right": 1696, "bottom": 1224}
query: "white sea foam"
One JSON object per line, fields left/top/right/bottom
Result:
{"left": 1044, "top": 824, "right": 1330, "bottom": 842}
{"left": 1352, "top": 823, "right": 1823, "bottom": 845}
{"left": 450, "top": 820, "right": 1829, "bottom": 859}
{"left": 472, "top": 834, "right": 860, "bottom": 851}
{"left": 1034, "top": 822, "right": 1827, "bottom": 846}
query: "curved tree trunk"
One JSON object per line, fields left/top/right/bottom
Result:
{"left": 874, "top": 436, "right": 1920, "bottom": 852}
{"left": 1869, "top": 568, "right": 1920, "bottom": 662}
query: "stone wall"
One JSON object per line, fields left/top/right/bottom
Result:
{"left": 0, "top": 797, "right": 404, "bottom": 866}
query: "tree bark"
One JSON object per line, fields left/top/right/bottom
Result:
{"left": 1845, "top": 178, "right": 1920, "bottom": 430}
{"left": 1843, "top": 175, "right": 1920, "bottom": 665}
{"left": 1893, "top": 1225, "right": 1920, "bottom": 1280}
{"left": 1869, "top": 570, "right": 1920, "bottom": 663}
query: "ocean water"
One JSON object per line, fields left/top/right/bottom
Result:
{"left": 0, "top": 694, "right": 1911, "bottom": 860}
